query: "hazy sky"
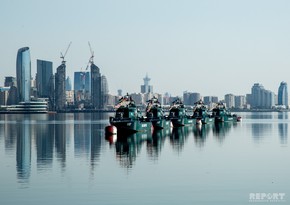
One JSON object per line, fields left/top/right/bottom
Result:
{"left": 1, "top": 0, "right": 290, "bottom": 99}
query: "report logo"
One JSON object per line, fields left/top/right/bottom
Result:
{"left": 249, "top": 193, "right": 286, "bottom": 203}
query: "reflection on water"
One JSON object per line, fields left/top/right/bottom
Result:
{"left": 0, "top": 113, "right": 108, "bottom": 185}
{"left": 0, "top": 112, "right": 288, "bottom": 185}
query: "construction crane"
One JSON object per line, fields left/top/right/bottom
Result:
{"left": 86, "top": 41, "right": 94, "bottom": 70}
{"left": 60, "top": 41, "right": 72, "bottom": 65}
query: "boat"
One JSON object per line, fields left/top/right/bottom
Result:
{"left": 109, "top": 94, "right": 152, "bottom": 134}
{"left": 168, "top": 98, "right": 195, "bottom": 127}
{"left": 192, "top": 99, "right": 214, "bottom": 124}
{"left": 145, "top": 96, "right": 171, "bottom": 130}
{"left": 212, "top": 102, "right": 240, "bottom": 123}
{"left": 5, "top": 101, "right": 49, "bottom": 114}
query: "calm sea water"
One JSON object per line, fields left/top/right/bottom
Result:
{"left": 0, "top": 112, "right": 289, "bottom": 205}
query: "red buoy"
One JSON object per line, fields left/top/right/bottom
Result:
{"left": 105, "top": 125, "right": 117, "bottom": 135}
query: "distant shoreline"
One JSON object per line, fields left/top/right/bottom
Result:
{"left": 0, "top": 109, "right": 289, "bottom": 114}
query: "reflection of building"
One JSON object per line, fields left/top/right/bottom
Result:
{"left": 55, "top": 114, "right": 66, "bottom": 166}
{"left": 278, "top": 81, "right": 288, "bottom": 107}
{"left": 16, "top": 47, "right": 31, "bottom": 103}
{"left": 74, "top": 113, "right": 91, "bottom": 158}
{"left": 36, "top": 59, "right": 53, "bottom": 98}
{"left": 55, "top": 64, "right": 66, "bottom": 111}
{"left": 16, "top": 117, "right": 32, "bottom": 183}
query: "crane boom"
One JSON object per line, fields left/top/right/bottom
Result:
{"left": 60, "top": 42, "right": 72, "bottom": 64}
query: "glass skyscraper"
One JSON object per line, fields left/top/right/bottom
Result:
{"left": 36, "top": 59, "right": 53, "bottom": 98}
{"left": 278, "top": 81, "right": 288, "bottom": 106}
{"left": 16, "top": 47, "right": 31, "bottom": 102}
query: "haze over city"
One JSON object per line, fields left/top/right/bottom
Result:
{"left": 1, "top": 0, "right": 290, "bottom": 98}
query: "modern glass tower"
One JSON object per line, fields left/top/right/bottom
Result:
{"left": 36, "top": 59, "right": 53, "bottom": 98}
{"left": 91, "top": 63, "right": 102, "bottom": 109}
{"left": 16, "top": 47, "right": 31, "bottom": 102}
{"left": 278, "top": 81, "right": 288, "bottom": 106}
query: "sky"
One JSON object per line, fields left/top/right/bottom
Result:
{"left": 1, "top": 0, "right": 290, "bottom": 99}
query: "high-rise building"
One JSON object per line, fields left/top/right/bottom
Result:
{"left": 55, "top": 64, "right": 66, "bottom": 111}
{"left": 65, "top": 76, "right": 72, "bottom": 91}
{"left": 101, "top": 75, "right": 109, "bottom": 108}
{"left": 74, "top": 71, "right": 91, "bottom": 103}
{"left": 183, "top": 92, "right": 201, "bottom": 105}
{"left": 251, "top": 83, "right": 275, "bottom": 109}
{"left": 235, "top": 95, "right": 246, "bottom": 109}
{"left": 141, "top": 74, "right": 153, "bottom": 93}
{"left": 278, "top": 81, "right": 288, "bottom": 106}
{"left": 36, "top": 59, "right": 53, "bottom": 98}
{"left": 91, "top": 63, "right": 101, "bottom": 109}
{"left": 16, "top": 47, "right": 31, "bottom": 102}
{"left": 225, "top": 94, "right": 235, "bottom": 108}
{"left": 4, "top": 76, "right": 16, "bottom": 87}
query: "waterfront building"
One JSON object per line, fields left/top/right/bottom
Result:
{"left": 117, "top": 89, "right": 122, "bottom": 97}
{"left": 235, "top": 95, "right": 246, "bottom": 109}
{"left": 183, "top": 92, "right": 201, "bottom": 105}
{"left": 91, "top": 63, "right": 102, "bottom": 109}
{"left": 225, "top": 94, "right": 235, "bottom": 108}
{"left": 65, "top": 76, "right": 72, "bottom": 91}
{"left": 0, "top": 87, "right": 10, "bottom": 105}
{"left": 251, "top": 83, "right": 275, "bottom": 109}
{"left": 163, "top": 92, "right": 171, "bottom": 105}
{"left": 131, "top": 93, "right": 144, "bottom": 105}
{"left": 203, "top": 96, "right": 219, "bottom": 105}
{"left": 141, "top": 74, "right": 153, "bottom": 93}
{"left": 7, "top": 85, "right": 18, "bottom": 105}
{"left": 74, "top": 71, "right": 90, "bottom": 103}
{"left": 4, "top": 76, "right": 16, "bottom": 87}
{"left": 55, "top": 64, "right": 66, "bottom": 111}
{"left": 36, "top": 60, "right": 53, "bottom": 98}
{"left": 16, "top": 47, "right": 31, "bottom": 102}
{"left": 101, "top": 75, "right": 109, "bottom": 108}
{"left": 278, "top": 81, "right": 288, "bottom": 107}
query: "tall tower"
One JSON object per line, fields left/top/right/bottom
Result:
{"left": 55, "top": 64, "right": 66, "bottom": 111}
{"left": 278, "top": 81, "right": 288, "bottom": 106}
{"left": 16, "top": 47, "right": 31, "bottom": 102}
{"left": 91, "top": 63, "right": 102, "bottom": 109}
{"left": 36, "top": 59, "right": 53, "bottom": 98}
{"left": 55, "top": 42, "right": 71, "bottom": 111}
{"left": 141, "top": 74, "right": 153, "bottom": 93}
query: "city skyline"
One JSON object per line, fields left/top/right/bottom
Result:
{"left": 1, "top": 1, "right": 290, "bottom": 99}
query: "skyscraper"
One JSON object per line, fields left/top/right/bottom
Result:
{"left": 55, "top": 64, "right": 66, "bottom": 111}
{"left": 141, "top": 74, "right": 153, "bottom": 93}
{"left": 36, "top": 59, "right": 53, "bottom": 98}
{"left": 74, "top": 71, "right": 90, "bottom": 103}
{"left": 278, "top": 81, "right": 288, "bottom": 106}
{"left": 65, "top": 76, "right": 72, "bottom": 91}
{"left": 16, "top": 47, "right": 31, "bottom": 102}
{"left": 4, "top": 76, "right": 16, "bottom": 87}
{"left": 225, "top": 94, "right": 235, "bottom": 108}
{"left": 251, "top": 83, "right": 275, "bottom": 109}
{"left": 91, "top": 63, "right": 101, "bottom": 109}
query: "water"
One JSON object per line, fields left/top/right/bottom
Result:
{"left": 0, "top": 112, "right": 289, "bottom": 205}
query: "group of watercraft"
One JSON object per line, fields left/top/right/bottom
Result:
{"left": 107, "top": 94, "right": 241, "bottom": 134}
